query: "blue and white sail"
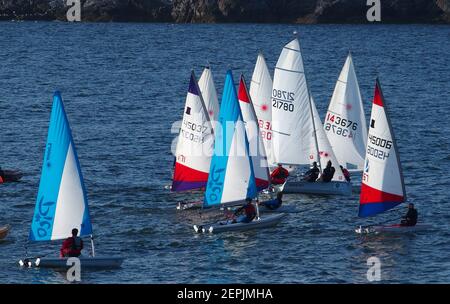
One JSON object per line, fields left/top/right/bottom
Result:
{"left": 29, "top": 92, "right": 92, "bottom": 241}
{"left": 204, "top": 71, "right": 257, "bottom": 207}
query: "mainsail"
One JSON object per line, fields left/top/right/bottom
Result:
{"left": 204, "top": 71, "right": 257, "bottom": 207}
{"left": 198, "top": 66, "right": 220, "bottom": 131}
{"left": 172, "top": 72, "right": 214, "bottom": 191}
{"left": 30, "top": 92, "right": 92, "bottom": 241}
{"left": 238, "top": 75, "right": 270, "bottom": 190}
{"left": 271, "top": 38, "right": 315, "bottom": 166}
{"left": 359, "top": 79, "right": 406, "bottom": 217}
{"left": 250, "top": 52, "right": 275, "bottom": 167}
{"left": 325, "top": 53, "right": 367, "bottom": 170}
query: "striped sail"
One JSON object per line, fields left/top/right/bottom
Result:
{"left": 198, "top": 67, "right": 220, "bottom": 131}
{"left": 359, "top": 79, "right": 406, "bottom": 217}
{"left": 204, "top": 71, "right": 257, "bottom": 207}
{"left": 30, "top": 92, "right": 92, "bottom": 241}
{"left": 311, "top": 97, "right": 346, "bottom": 182}
{"left": 324, "top": 53, "right": 367, "bottom": 170}
{"left": 238, "top": 75, "right": 270, "bottom": 190}
{"left": 271, "top": 38, "right": 315, "bottom": 166}
{"left": 249, "top": 53, "right": 275, "bottom": 167}
{"left": 172, "top": 71, "right": 214, "bottom": 191}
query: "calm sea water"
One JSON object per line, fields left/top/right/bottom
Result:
{"left": 0, "top": 22, "right": 449, "bottom": 283}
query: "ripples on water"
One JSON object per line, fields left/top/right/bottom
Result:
{"left": 0, "top": 23, "right": 449, "bottom": 283}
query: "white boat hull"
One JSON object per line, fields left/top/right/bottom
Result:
{"left": 355, "top": 223, "right": 432, "bottom": 234}
{"left": 283, "top": 180, "right": 352, "bottom": 195}
{"left": 35, "top": 257, "right": 124, "bottom": 269}
{"left": 195, "top": 213, "right": 286, "bottom": 233}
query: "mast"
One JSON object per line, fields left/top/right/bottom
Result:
{"left": 296, "top": 33, "right": 322, "bottom": 173}
{"left": 90, "top": 234, "right": 95, "bottom": 257}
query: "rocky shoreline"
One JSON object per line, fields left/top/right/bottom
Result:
{"left": 0, "top": 0, "right": 449, "bottom": 23}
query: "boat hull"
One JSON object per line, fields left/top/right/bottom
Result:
{"left": 355, "top": 223, "right": 432, "bottom": 234}
{"left": 1, "top": 170, "right": 23, "bottom": 183}
{"left": 196, "top": 213, "right": 286, "bottom": 233}
{"left": 0, "top": 225, "right": 11, "bottom": 240}
{"left": 36, "top": 257, "right": 124, "bottom": 269}
{"left": 283, "top": 180, "right": 352, "bottom": 195}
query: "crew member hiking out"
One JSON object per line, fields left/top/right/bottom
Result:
{"left": 303, "top": 162, "right": 320, "bottom": 182}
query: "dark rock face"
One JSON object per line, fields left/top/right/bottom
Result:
{"left": 0, "top": 0, "right": 449, "bottom": 23}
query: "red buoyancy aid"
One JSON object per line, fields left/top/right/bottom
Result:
{"left": 270, "top": 167, "right": 289, "bottom": 185}
{"left": 60, "top": 237, "right": 83, "bottom": 257}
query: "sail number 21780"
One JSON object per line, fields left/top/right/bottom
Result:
{"left": 272, "top": 89, "right": 294, "bottom": 112}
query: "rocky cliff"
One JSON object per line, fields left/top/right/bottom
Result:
{"left": 0, "top": 0, "right": 449, "bottom": 23}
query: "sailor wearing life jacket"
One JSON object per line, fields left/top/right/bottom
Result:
{"left": 60, "top": 228, "right": 84, "bottom": 258}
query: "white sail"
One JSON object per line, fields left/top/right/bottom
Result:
{"left": 238, "top": 75, "right": 270, "bottom": 190}
{"left": 172, "top": 72, "right": 214, "bottom": 191}
{"left": 324, "top": 53, "right": 367, "bottom": 170}
{"left": 359, "top": 79, "right": 405, "bottom": 217}
{"left": 249, "top": 52, "right": 275, "bottom": 167}
{"left": 311, "top": 97, "right": 346, "bottom": 182}
{"left": 198, "top": 67, "right": 220, "bottom": 131}
{"left": 271, "top": 38, "right": 314, "bottom": 166}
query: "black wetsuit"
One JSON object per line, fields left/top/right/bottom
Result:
{"left": 305, "top": 167, "right": 320, "bottom": 182}
{"left": 321, "top": 166, "right": 335, "bottom": 182}
{"left": 401, "top": 209, "right": 418, "bottom": 226}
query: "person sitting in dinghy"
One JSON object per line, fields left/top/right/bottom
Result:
{"left": 232, "top": 198, "right": 257, "bottom": 224}
{"left": 60, "top": 228, "right": 84, "bottom": 258}
{"left": 260, "top": 192, "right": 283, "bottom": 210}
{"left": 270, "top": 164, "right": 289, "bottom": 185}
{"left": 0, "top": 166, "right": 4, "bottom": 183}
{"left": 303, "top": 162, "right": 320, "bottom": 182}
{"left": 400, "top": 203, "right": 418, "bottom": 227}
{"left": 320, "top": 161, "right": 335, "bottom": 183}
{"left": 340, "top": 165, "right": 351, "bottom": 182}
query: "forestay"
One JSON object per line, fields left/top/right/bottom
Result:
{"left": 172, "top": 72, "right": 214, "bottom": 191}
{"left": 271, "top": 38, "right": 315, "bottom": 166}
{"left": 204, "top": 71, "right": 257, "bottom": 207}
{"left": 359, "top": 79, "right": 406, "bottom": 217}
{"left": 30, "top": 92, "right": 92, "bottom": 241}
{"left": 250, "top": 52, "right": 275, "bottom": 167}
{"left": 325, "top": 53, "right": 367, "bottom": 170}
{"left": 238, "top": 75, "right": 270, "bottom": 190}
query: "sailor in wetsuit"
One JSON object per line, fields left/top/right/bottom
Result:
{"left": 320, "top": 161, "right": 335, "bottom": 183}
{"left": 60, "top": 228, "right": 84, "bottom": 258}
{"left": 400, "top": 203, "right": 418, "bottom": 227}
{"left": 260, "top": 192, "right": 283, "bottom": 210}
{"left": 233, "top": 198, "right": 257, "bottom": 223}
{"left": 0, "top": 166, "right": 4, "bottom": 183}
{"left": 303, "top": 162, "right": 320, "bottom": 182}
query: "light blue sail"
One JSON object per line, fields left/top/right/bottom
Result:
{"left": 204, "top": 71, "right": 257, "bottom": 207}
{"left": 29, "top": 92, "right": 92, "bottom": 241}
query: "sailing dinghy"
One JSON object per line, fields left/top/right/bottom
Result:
{"left": 198, "top": 66, "right": 220, "bottom": 132}
{"left": 324, "top": 53, "right": 367, "bottom": 172}
{"left": 355, "top": 79, "right": 431, "bottom": 234}
{"left": 271, "top": 37, "right": 350, "bottom": 196}
{"left": 193, "top": 71, "right": 286, "bottom": 233}
{"left": 21, "top": 92, "right": 124, "bottom": 269}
